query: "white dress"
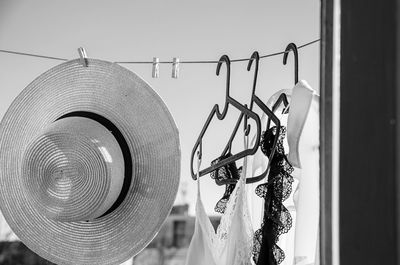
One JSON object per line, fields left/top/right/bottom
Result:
{"left": 185, "top": 137, "right": 253, "bottom": 265}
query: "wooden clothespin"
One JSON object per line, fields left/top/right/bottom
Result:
{"left": 77, "top": 47, "right": 88, "bottom": 67}
{"left": 172, "top": 57, "right": 179, "bottom": 78}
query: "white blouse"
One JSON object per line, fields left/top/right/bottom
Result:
{"left": 287, "top": 80, "right": 319, "bottom": 265}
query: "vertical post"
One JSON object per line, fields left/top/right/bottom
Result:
{"left": 320, "top": 0, "right": 334, "bottom": 264}
{"left": 339, "top": 0, "right": 399, "bottom": 264}
{"left": 397, "top": 0, "right": 400, "bottom": 261}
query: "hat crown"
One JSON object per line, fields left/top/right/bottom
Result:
{"left": 21, "top": 117, "right": 125, "bottom": 222}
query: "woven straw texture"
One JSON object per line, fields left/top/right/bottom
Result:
{"left": 0, "top": 59, "right": 181, "bottom": 265}
{"left": 21, "top": 116, "right": 126, "bottom": 222}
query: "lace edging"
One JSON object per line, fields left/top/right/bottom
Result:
{"left": 252, "top": 126, "right": 294, "bottom": 265}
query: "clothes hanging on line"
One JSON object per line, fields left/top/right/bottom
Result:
{"left": 210, "top": 153, "right": 241, "bottom": 214}
{"left": 252, "top": 125, "right": 294, "bottom": 265}
{"left": 246, "top": 91, "right": 292, "bottom": 232}
{"left": 185, "top": 136, "right": 253, "bottom": 265}
{"left": 189, "top": 76, "right": 319, "bottom": 265}
{"left": 268, "top": 80, "right": 320, "bottom": 265}
{"left": 287, "top": 81, "right": 319, "bottom": 265}
{"left": 246, "top": 91, "right": 296, "bottom": 265}
{"left": 246, "top": 80, "right": 319, "bottom": 265}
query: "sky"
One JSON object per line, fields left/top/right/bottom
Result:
{"left": 0, "top": 0, "right": 320, "bottom": 216}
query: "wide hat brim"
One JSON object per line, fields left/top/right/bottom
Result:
{"left": 0, "top": 59, "right": 181, "bottom": 265}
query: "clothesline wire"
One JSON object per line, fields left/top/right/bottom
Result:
{"left": 0, "top": 50, "right": 68, "bottom": 62}
{"left": 0, "top": 39, "right": 320, "bottom": 64}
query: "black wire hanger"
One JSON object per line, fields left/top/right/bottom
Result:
{"left": 245, "top": 51, "right": 282, "bottom": 183}
{"left": 220, "top": 51, "right": 282, "bottom": 184}
{"left": 190, "top": 55, "right": 262, "bottom": 180}
{"left": 284, "top": 42, "right": 299, "bottom": 84}
{"left": 266, "top": 42, "right": 299, "bottom": 129}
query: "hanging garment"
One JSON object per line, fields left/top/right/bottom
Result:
{"left": 246, "top": 89, "right": 292, "bottom": 232}
{"left": 265, "top": 80, "right": 320, "bottom": 265}
{"left": 247, "top": 80, "right": 319, "bottom": 265}
{"left": 210, "top": 153, "right": 241, "bottom": 214}
{"left": 252, "top": 126, "right": 294, "bottom": 265}
{"left": 246, "top": 98, "right": 296, "bottom": 265}
{"left": 185, "top": 138, "right": 253, "bottom": 265}
{"left": 246, "top": 106, "right": 287, "bottom": 228}
{"left": 286, "top": 81, "right": 319, "bottom": 265}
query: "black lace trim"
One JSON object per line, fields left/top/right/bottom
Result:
{"left": 210, "top": 153, "right": 241, "bottom": 214}
{"left": 253, "top": 126, "right": 294, "bottom": 265}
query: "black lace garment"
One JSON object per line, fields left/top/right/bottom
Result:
{"left": 210, "top": 153, "right": 241, "bottom": 214}
{"left": 253, "top": 126, "right": 294, "bottom": 265}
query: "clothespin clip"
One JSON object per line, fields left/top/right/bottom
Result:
{"left": 152, "top": 57, "right": 160, "bottom": 78}
{"left": 172, "top": 57, "right": 180, "bottom": 78}
{"left": 78, "top": 47, "right": 88, "bottom": 67}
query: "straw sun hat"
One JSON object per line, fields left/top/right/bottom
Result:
{"left": 0, "top": 59, "right": 181, "bottom": 265}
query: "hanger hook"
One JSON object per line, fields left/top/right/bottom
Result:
{"left": 247, "top": 51, "right": 260, "bottom": 105}
{"left": 283, "top": 43, "right": 299, "bottom": 84}
{"left": 243, "top": 51, "right": 260, "bottom": 136}
{"left": 216, "top": 55, "right": 231, "bottom": 118}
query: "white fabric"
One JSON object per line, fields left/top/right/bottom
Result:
{"left": 0, "top": 211, "right": 18, "bottom": 241}
{"left": 286, "top": 83, "right": 314, "bottom": 169}
{"left": 185, "top": 137, "right": 253, "bottom": 265}
{"left": 119, "top": 258, "right": 133, "bottom": 265}
{"left": 289, "top": 81, "right": 319, "bottom": 265}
